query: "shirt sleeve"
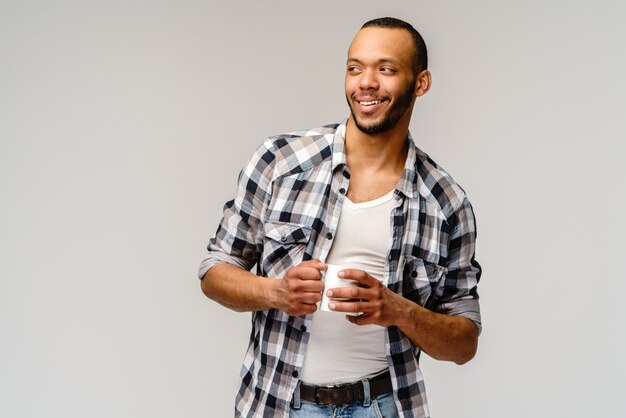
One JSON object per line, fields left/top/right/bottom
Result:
{"left": 432, "top": 197, "right": 482, "bottom": 334}
{"left": 197, "top": 139, "right": 276, "bottom": 280}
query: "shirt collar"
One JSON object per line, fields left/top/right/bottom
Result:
{"left": 331, "top": 119, "right": 348, "bottom": 172}
{"left": 332, "top": 118, "right": 420, "bottom": 199}
{"left": 396, "top": 132, "right": 420, "bottom": 199}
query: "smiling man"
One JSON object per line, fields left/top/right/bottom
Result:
{"left": 199, "top": 17, "right": 482, "bottom": 418}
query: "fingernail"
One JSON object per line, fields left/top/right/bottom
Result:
{"left": 329, "top": 303, "right": 336, "bottom": 310}
{"left": 326, "top": 290, "right": 333, "bottom": 297}
{"left": 338, "top": 271, "right": 344, "bottom": 277}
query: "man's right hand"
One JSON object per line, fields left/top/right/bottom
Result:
{"left": 272, "top": 259, "right": 326, "bottom": 316}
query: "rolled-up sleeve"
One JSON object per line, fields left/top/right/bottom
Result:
{"left": 433, "top": 197, "right": 482, "bottom": 334}
{"left": 197, "top": 140, "right": 276, "bottom": 280}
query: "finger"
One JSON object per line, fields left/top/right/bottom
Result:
{"left": 346, "top": 312, "right": 373, "bottom": 325}
{"left": 299, "top": 292, "right": 323, "bottom": 305}
{"left": 328, "top": 300, "right": 374, "bottom": 314}
{"left": 298, "top": 259, "right": 327, "bottom": 271}
{"left": 287, "top": 279, "right": 324, "bottom": 295}
{"left": 287, "top": 265, "right": 324, "bottom": 281}
{"left": 292, "top": 303, "right": 318, "bottom": 316}
{"left": 337, "top": 269, "right": 376, "bottom": 286}
{"left": 301, "top": 281, "right": 325, "bottom": 292}
{"left": 326, "top": 285, "right": 365, "bottom": 300}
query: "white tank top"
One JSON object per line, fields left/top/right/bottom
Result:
{"left": 299, "top": 189, "right": 397, "bottom": 384}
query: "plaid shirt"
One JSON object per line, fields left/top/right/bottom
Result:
{"left": 199, "top": 120, "right": 481, "bottom": 418}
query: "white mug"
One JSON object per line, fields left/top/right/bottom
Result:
{"left": 320, "top": 264, "right": 358, "bottom": 313}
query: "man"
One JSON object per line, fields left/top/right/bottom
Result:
{"left": 199, "top": 17, "right": 481, "bottom": 418}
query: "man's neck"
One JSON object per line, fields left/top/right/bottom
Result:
{"left": 343, "top": 116, "right": 410, "bottom": 202}
{"left": 345, "top": 116, "right": 409, "bottom": 174}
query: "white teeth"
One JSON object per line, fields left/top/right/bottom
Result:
{"left": 360, "top": 100, "right": 382, "bottom": 105}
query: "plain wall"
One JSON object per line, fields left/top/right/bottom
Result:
{"left": 1, "top": 1, "right": 625, "bottom": 417}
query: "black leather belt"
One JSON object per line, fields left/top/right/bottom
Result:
{"left": 298, "top": 371, "right": 392, "bottom": 405}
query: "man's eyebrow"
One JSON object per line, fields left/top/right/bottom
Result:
{"left": 346, "top": 57, "right": 402, "bottom": 65}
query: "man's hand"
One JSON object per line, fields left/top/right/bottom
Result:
{"left": 325, "top": 269, "right": 408, "bottom": 327}
{"left": 273, "top": 259, "right": 326, "bottom": 316}
{"left": 326, "top": 268, "right": 478, "bottom": 364}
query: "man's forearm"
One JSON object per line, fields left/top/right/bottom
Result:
{"left": 201, "top": 263, "right": 278, "bottom": 312}
{"left": 395, "top": 300, "right": 479, "bottom": 364}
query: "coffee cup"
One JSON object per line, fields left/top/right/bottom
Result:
{"left": 320, "top": 264, "right": 358, "bottom": 313}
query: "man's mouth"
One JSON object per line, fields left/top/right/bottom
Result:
{"left": 359, "top": 100, "right": 383, "bottom": 106}
{"left": 358, "top": 99, "right": 385, "bottom": 106}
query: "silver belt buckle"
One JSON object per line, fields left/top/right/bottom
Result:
{"left": 314, "top": 384, "right": 337, "bottom": 404}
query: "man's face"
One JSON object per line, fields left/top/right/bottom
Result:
{"left": 345, "top": 27, "right": 418, "bottom": 135}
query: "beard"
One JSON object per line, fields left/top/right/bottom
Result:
{"left": 347, "top": 77, "right": 417, "bottom": 135}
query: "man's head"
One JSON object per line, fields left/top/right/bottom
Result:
{"left": 361, "top": 17, "right": 428, "bottom": 75}
{"left": 345, "top": 17, "right": 431, "bottom": 136}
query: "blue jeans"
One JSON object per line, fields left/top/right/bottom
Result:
{"left": 289, "top": 392, "right": 399, "bottom": 418}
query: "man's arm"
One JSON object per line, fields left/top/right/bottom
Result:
{"left": 326, "top": 275, "right": 478, "bottom": 364}
{"left": 398, "top": 299, "right": 478, "bottom": 364}
{"left": 201, "top": 260, "right": 326, "bottom": 316}
{"left": 328, "top": 197, "right": 481, "bottom": 364}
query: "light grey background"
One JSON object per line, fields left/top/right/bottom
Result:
{"left": 1, "top": 1, "right": 625, "bottom": 417}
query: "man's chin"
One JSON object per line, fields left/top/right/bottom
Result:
{"left": 353, "top": 118, "right": 390, "bottom": 135}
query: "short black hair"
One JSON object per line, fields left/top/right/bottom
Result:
{"left": 361, "top": 17, "right": 428, "bottom": 74}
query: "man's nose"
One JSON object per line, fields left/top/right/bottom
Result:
{"left": 359, "top": 69, "right": 379, "bottom": 90}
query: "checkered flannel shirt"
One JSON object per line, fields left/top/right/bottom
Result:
{"left": 199, "top": 120, "right": 482, "bottom": 418}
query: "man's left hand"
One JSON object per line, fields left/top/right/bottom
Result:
{"left": 326, "top": 269, "right": 408, "bottom": 327}
{"left": 327, "top": 268, "right": 479, "bottom": 364}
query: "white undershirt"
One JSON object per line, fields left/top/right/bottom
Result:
{"left": 299, "top": 190, "right": 397, "bottom": 384}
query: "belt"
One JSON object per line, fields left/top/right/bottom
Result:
{"left": 298, "top": 371, "right": 392, "bottom": 405}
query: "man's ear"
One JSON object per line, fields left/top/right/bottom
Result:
{"left": 414, "top": 70, "right": 432, "bottom": 97}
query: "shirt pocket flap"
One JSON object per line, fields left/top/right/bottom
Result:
{"left": 264, "top": 222, "right": 312, "bottom": 245}
{"left": 402, "top": 257, "right": 445, "bottom": 307}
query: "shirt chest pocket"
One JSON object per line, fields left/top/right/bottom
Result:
{"left": 261, "top": 221, "right": 312, "bottom": 276}
{"left": 402, "top": 257, "right": 445, "bottom": 308}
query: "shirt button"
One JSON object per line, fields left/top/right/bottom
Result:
{"left": 326, "top": 232, "right": 333, "bottom": 239}
{"left": 280, "top": 236, "right": 287, "bottom": 242}
{"left": 292, "top": 371, "right": 299, "bottom": 378}
{"left": 411, "top": 271, "right": 418, "bottom": 278}
{"left": 339, "top": 188, "right": 346, "bottom": 194}
{"left": 301, "top": 325, "right": 307, "bottom": 333}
